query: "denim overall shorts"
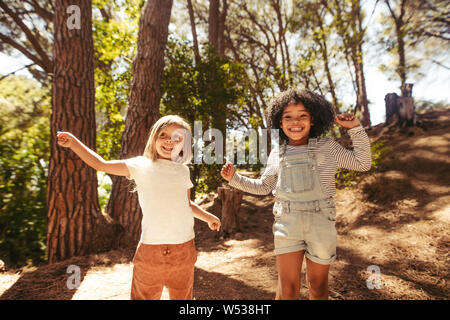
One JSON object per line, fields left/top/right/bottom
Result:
{"left": 272, "top": 138, "right": 337, "bottom": 265}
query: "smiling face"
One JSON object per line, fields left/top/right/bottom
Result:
{"left": 154, "top": 124, "right": 185, "bottom": 160}
{"left": 280, "top": 102, "right": 313, "bottom": 146}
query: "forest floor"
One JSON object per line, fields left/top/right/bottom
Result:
{"left": 0, "top": 108, "right": 449, "bottom": 300}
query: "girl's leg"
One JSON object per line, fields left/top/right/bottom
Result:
{"left": 130, "top": 244, "right": 165, "bottom": 300}
{"left": 166, "top": 264, "right": 195, "bottom": 300}
{"left": 165, "top": 239, "right": 197, "bottom": 300}
{"left": 305, "top": 257, "right": 330, "bottom": 300}
{"left": 275, "top": 250, "right": 305, "bottom": 300}
{"left": 130, "top": 268, "right": 164, "bottom": 300}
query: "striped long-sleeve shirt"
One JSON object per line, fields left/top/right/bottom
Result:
{"left": 229, "top": 125, "right": 371, "bottom": 198}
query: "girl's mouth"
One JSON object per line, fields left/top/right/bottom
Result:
{"left": 162, "top": 145, "right": 173, "bottom": 152}
{"left": 289, "top": 127, "right": 304, "bottom": 132}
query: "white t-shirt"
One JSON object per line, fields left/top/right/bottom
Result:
{"left": 125, "top": 156, "right": 194, "bottom": 244}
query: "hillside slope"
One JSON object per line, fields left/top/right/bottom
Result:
{"left": 0, "top": 108, "right": 448, "bottom": 300}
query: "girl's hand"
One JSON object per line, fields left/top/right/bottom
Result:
{"left": 57, "top": 131, "right": 76, "bottom": 148}
{"left": 335, "top": 114, "right": 360, "bottom": 129}
{"left": 221, "top": 161, "right": 236, "bottom": 182}
{"left": 207, "top": 216, "right": 221, "bottom": 231}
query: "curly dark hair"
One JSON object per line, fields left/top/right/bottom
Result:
{"left": 266, "top": 87, "right": 336, "bottom": 144}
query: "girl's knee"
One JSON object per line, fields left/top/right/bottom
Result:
{"left": 277, "top": 280, "right": 300, "bottom": 300}
{"left": 306, "top": 277, "right": 328, "bottom": 298}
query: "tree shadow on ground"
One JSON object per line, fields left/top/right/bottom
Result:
{"left": 0, "top": 247, "right": 134, "bottom": 300}
{"left": 352, "top": 154, "right": 450, "bottom": 231}
{"left": 194, "top": 267, "right": 274, "bottom": 300}
{"left": 333, "top": 246, "right": 448, "bottom": 299}
{"left": 0, "top": 257, "right": 90, "bottom": 300}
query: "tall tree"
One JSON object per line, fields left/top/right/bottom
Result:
{"left": 208, "top": 0, "right": 227, "bottom": 55}
{"left": 291, "top": 1, "right": 342, "bottom": 116}
{"left": 348, "top": 0, "right": 370, "bottom": 127}
{"left": 105, "top": 0, "right": 174, "bottom": 245}
{"left": 380, "top": 0, "right": 449, "bottom": 93}
{"left": 47, "top": 0, "right": 121, "bottom": 263}
{"left": 187, "top": 0, "right": 201, "bottom": 64}
{"left": 221, "top": 0, "right": 294, "bottom": 128}
{"left": 383, "top": 0, "right": 410, "bottom": 94}
{"left": 330, "top": 0, "right": 371, "bottom": 127}
{"left": 208, "top": 0, "right": 228, "bottom": 147}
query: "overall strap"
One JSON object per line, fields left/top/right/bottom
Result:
{"left": 307, "top": 138, "right": 318, "bottom": 158}
{"left": 279, "top": 143, "right": 288, "bottom": 162}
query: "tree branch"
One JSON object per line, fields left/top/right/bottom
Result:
{"left": 0, "top": 63, "right": 35, "bottom": 81}
{"left": 29, "top": 0, "right": 54, "bottom": 21}
{"left": 0, "top": 32, "right": 46, "bottom": 69}
{"left": 0, "top": 0, "right": 52, "bottom": 73}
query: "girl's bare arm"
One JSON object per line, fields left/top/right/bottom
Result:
{"left": 187, "top": 190, "right": 221, "bottom": 231}
{"left": 57, "top": 131, "right": 130, "bottom": 177}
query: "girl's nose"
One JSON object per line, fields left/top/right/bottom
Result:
{"left": 166, "top": 138, "right": 178, "bottom": 145}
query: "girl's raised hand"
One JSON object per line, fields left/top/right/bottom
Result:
{"left": 57, "top": 131, "right": 75, "bottom": 148}
{"left": 335, "top": 114, "right": 361, "bottom": 129}
{"left": 221, "top": 161, "right": 236, "bottom": 182}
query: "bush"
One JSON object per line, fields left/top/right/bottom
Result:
{"left": 335, "top": 139, "right": 391, "bottom": 189}
{"left": 0, "top": 76, "right": 50, "bottom": 267}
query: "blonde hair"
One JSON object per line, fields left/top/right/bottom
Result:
{"left": 143, "top": 115, "right": 192, "bottom": 164}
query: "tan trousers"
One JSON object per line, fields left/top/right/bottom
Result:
{"left": 130, "top": 239, "right": 197, "bottom": 300}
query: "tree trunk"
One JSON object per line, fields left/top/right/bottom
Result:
{"left": 385, "top": 0, "right": 407, "bottom": 92}
{"left": 208, "top": 0, "right": 227, "bottom": 161}
{"left": 314, "top": 12, "right": 340, "bottom": 116}
{"left": 106, "top": 0, "right": 173, "bottom": 246}
{"left": 396, "top": 20, "right": 407, "bottom": 91}
{"left": 353, "top": 45, "right": 371, "bottom": 127}
{"left": 352, "top": 0, "right": 371, "bottom": 128}
{"left": 217, "top": 187, "right": 243, "bottom": 235}
{"left": 208, "top": 0, "right": 220, "bottom": 52}
{"left": 47, "top": 0, "right": 122, "bottom": 263}
{"left": 187, "top": 0, "right": 200, "bottom": 65}
{"left": 217, "top": 0, "right": 228, "bottom": 55}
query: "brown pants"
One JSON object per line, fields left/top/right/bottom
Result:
{"left": 130, "top": 239, "right": 197, "bottom": 300}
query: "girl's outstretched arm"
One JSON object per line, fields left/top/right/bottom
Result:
{"left": 57, "top": 131, "right": 130, "bottom": 177}
{"left": 221, "top": 160, "right": 276, "bottom": 195}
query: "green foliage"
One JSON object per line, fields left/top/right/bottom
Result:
{"left": 0, "top": 75, "right": 50, "bottom": 267}
{"left": 161, "top": 37, "right": 247, "bottom": 126}
{"left": 335, "top": 139, "right": 391, "bottom": 189}
{"left": 97, "top": 172, "right": 112, "bottom": 212}
{"left": 161, "top": 37, "right": 248, "bottom": 195}
{"left": 370, "top": 139, "right": 392, "bottom": 170}
{"left": 92, "top": 0, "right": 140, "bottom": 160}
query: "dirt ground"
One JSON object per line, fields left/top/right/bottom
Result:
{"left": 0, "top": 108, "right": 449, "bottom": 300}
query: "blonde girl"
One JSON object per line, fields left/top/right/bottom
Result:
{"left": 57, "top": 115, "right": 220, "bottom": 300}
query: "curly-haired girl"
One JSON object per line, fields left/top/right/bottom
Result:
{"left": 221, "top": 88, "right": 371, "bottom": 300}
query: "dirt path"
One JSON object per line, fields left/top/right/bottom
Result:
{"left": 1, "top": 109, "right": 449, "bottom": 300}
